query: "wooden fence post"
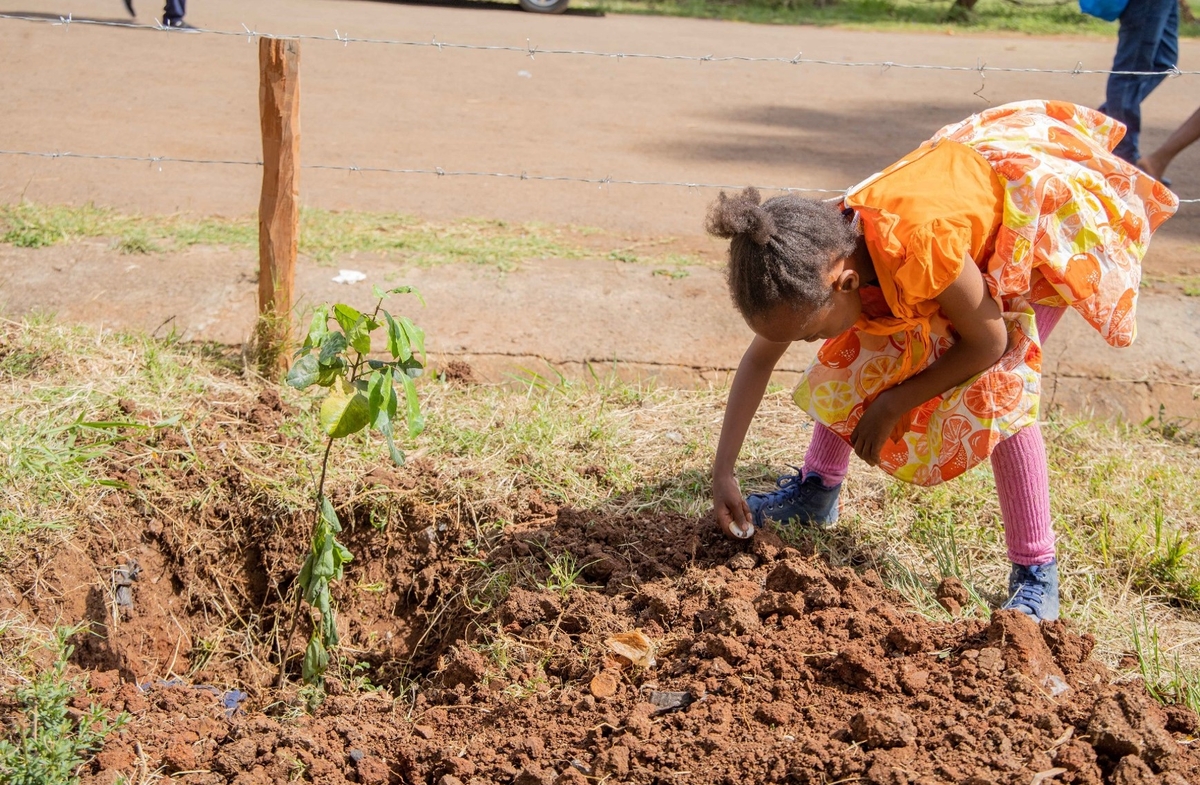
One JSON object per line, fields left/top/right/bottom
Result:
{"left": 257, "top": 37, "right": 301, "bottom": 375}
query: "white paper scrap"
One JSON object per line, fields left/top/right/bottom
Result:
{"left": 332, "top": 269, "right": 366, "bottom": 284}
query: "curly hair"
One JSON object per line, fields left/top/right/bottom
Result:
{"left": 706, "top": 187, "right": 859, "bottom": 320}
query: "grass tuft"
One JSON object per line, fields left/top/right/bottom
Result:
{"left": 0, "top": 622, "right": 129, "bottom": 785}
{"left": 578, "top": 0, "right": 1200, "bottom": 37}
{"left": 0, "top": 203, "right": 707, "bottom": 272}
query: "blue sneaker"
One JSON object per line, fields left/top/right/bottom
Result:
{"left": 746, "top": 469, "right": 841, "bottom": 530}
{"left": 1002, "top": 559, "right": 1060, "bottom": 622}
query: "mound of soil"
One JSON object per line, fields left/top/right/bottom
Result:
{"left": 4, "top": 385, "right": 1199, "bottom": 785}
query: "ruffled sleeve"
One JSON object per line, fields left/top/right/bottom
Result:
{"left": 889, "top": 217, "right": 971, "bottom": 306}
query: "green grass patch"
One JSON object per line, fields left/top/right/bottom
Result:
{"left": 0, "top": 623, "right": 129, "bottom": 785}
{"left": 577, "top": 0, "right": 1199, "bottom": 37}
{"left": 0, "top": 203, "right": 640, "bottom": 270}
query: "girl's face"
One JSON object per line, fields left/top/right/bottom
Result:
{"left": 746, "top": 258, "right": 863, "bottom": 344}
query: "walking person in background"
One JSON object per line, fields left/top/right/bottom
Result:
{"left": 124, "top": 0, "right": 195, "bottom": 30}
{"left": 1139, "top": 105, "right": 1200, "bottom": 181}
{"left": 1099, "top": 0, "right": 1179, "bottom": 170}
{"left": 707, "top": 101, "right": 1177, "bottom": 623}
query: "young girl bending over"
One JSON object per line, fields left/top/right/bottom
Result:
{"left": 709, "top": 100, "right": 1177, "bottom": 622}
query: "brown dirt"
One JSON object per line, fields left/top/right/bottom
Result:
{"left": 3, "top": 368, "right": 1199, "bottom": 785}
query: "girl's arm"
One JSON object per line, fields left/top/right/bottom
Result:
{"left": 714, "top": 334, "right": 792, "bottom": 538}
{"left": 851, "top": 258, "right": 1008, "bottom": 465}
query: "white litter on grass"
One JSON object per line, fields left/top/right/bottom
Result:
{"left": 517, "top": 70, "right": 532, "bottom": 78}
{"left": 332, "top": 269, "right": 366, "bottom": 284}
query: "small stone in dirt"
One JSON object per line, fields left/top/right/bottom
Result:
{"left": 717, "top": 598, "right": 761, "bottom": 635}
{"left": 438, "top": 644, "right": 489, "bottom": 689}
{"left": 849, "top": 708, "right": 917, "bottom": 749}
{"left": 511, "top": 735, "right": 546, "bottom": 762}
{"left": 935, "top": 576, "right": 970, "bottom": 614}
{"left": 755, "top": 701, "right": 796, "bottom": 727}
{"left": 648, "top": 690, "right": 692, "bottom": 714}
{"left": 163, "top": 736, "right": 197, "bottom": 773}
{"left": 594, "top": 745, "right": 631, "bottom": 778}
{"left": 95, "top": 741, "right": 136, "bottom": 772}
{"left": 437, "top": 777, "right": 465, "bottom": 785}
{"left": 1087, "top": 691, "right": 1175, "bottom": 765}
{"left": 440, "top": 756, "right": 476, "bottom": 777}
{"left": 554, "top": 769, "right": 589, "bottom": 785}
{"left": 886, "top": 624, "right": 925, "bottom": 654}
{"left": 986, "top": 609, "right": 1064, "bottom": 684}
{"left": 976, "top": 647, "right": 1004, "bottom": 674}
{"left": 413, "top": 723, "right": 436, "bottom": 740}
{"left": 589, "top": 670, "right": 620, "bottom": 699}
{"left": 514, "top": 765, "right": 555, "bottom": 785}
{"left": 751, "top": 529, "right": 784, "bottom": 561}
{"left": 1111, "top": 755, "right": 1158, "bottom": 785}
{"left": 726, "top": 552, "right": 757, "bottom": 571}
{"left": 753, "top": 590, "right": 805, "bottom": 620}
{"left": 349, "top": 749, "right": 365, "bottom": 763}
{"left": 354, "top": 754, "right": 391, "bottom": 785}
{"left": 1053, "top": 739, "right": 1099, "bottom": 776}
{"left": 1166, "top": 703, "right": 1200, "bottom": 734}
{"left": 89, "top": 669, "right": 121, "bottom": 692}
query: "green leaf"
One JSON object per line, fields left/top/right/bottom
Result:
{"left": 320, "top": 495, "right": 342, "bottom": 533}
{"left": 319, "top": 378, "right": 370, "bottom": 438}
{"left": 399, "top": 371, "right": 425, "bottom": 438}
{"left": 367, "top": 369, "right": 398, "bottom": 432}
{"left": 302, "top": 633, "right": 329, "bottom": 685}
{"left": 388, "top": 285, "right": 426, "bottom": 306}
{"left": 398, "top": 355, "right": 425, "bottom": 378}
{"left": 372, "top": 284, "right": 387, "bottom": 300}
{"left": 318, "top": 331, "right": 348, "bottom": 366}
{"left": 383, "top": 311, "right": 409, "bottom": 362}
{"left": 286, "top": 354, "right": 321, "bottom": 390}
{"left": 381, "top": 421, "right": 406, "bottom": 466}
{"left": 316, "top": 357, "right": 348, "bottom": 387}
{"left": 323, "top": 610, "right": 340, "bottom": 647}
{"left": 298, "top": 553, "right": 315, "bottom": 593}
{"left": 397, "top": 315, "right": 426, "bottom": 363}
{"left": 312, "top": 535, "right": 336, "bottom": 580}
{"left": 333, "top": 304, "right": 363, "bottom": 334}
{"left": 303, "top": 305, "right": 329, "bottom": 352}
{"left": 333, "top": 304, "right": 373, "bottom": 354}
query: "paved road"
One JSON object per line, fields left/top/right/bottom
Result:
{"left": 1, "top": 0, "right": 1197, "bottom": 249}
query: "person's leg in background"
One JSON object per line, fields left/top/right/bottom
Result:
{"left": 163, "top": 0, "right": 186, "bottom": 25}
{"left": 1102, "top": 0, "right": 1179, "bottom": 164}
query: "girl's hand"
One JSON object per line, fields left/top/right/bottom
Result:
{"left": 713, "top": 473, "right": 754, "bottom": 540}
{"left": 851, "top": 391, "right": 903, "bottom": 466}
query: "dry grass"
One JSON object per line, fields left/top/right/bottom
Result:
{"left": 1, "top": 317, "right": 1198, "bottom": 709}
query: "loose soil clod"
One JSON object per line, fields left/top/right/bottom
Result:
{"left": 2, "top": 370, "right": 1199, "bottom": 785}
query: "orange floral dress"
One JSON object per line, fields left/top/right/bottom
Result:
{"left": 793, "top": 100, "right": 1178, "bottom": 486}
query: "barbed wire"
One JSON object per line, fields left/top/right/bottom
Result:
{"left": 1, "top": 12, "right": 1196, "bottom": 77}
{"left": 2, "top": 149, "right": 1197, "bottom": 203}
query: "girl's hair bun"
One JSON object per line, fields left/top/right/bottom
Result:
{"left": 705, "top": 187, "right": 776, "bottom": 246}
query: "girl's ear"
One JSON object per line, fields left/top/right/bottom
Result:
{"left": 833, "top": 268, "right": 861, "bottom": 293}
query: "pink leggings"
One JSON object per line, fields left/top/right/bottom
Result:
{"left": 803, "top": 305, "right": 1066, "bottom": 566}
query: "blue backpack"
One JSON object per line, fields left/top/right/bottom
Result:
{"left": 1080, "top": 0, "right": 1128, "bottom": 21}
